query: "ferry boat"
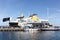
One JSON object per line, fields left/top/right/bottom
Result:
{"left": 3, "top": 13, "right": 52, "bottom": 31}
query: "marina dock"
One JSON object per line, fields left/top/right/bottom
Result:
{"left": 0, "top": 27, "right": 60, "bottom": 31}
{"left": 0, "top": 27, "right": 25, "bottom": 32}
{"left": 40, "top": 28, "right": 60, "bottom": 31}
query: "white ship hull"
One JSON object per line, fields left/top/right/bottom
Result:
{"left": 25, "top": 28, "right": 38, "bottom": 31}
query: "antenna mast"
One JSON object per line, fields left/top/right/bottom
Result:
{"left": 47, "top": 8, "right": 49, "bottom": 20}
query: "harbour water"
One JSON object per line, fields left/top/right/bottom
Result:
{"left": 0, "top": 31, "right": 60, "bottom": 40}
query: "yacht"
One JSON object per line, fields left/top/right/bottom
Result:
{"left": 3, "top": 13, "right": 52, "bottom": 31}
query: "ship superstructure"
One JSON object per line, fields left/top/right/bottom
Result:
{"left": 8, "top": 13, "right": 51, "bottom": 28}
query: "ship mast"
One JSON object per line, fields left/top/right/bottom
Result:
{"left": 17, "top": 13, "right": 24, "bottom": 19}
{"left": 47, "top": 8, "right": 49, "bottom": 20}
{"left": 20, "top": 13, "right": 24, "bottom": 17}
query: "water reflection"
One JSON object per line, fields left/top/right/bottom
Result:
{"left": 0, "top": 32, "right": 3, "bottom": 40}
{"left": 12, "top": 31, "right": 55, "bottom": 40}
{"left": 1, "top": 31, "right": 60, "bottom": 40}
{"left": 14, "top": 31, "right": 39, "bottom": 40}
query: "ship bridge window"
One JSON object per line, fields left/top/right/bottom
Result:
{"left": 45, "top": 23, "right": 49, "bottom": 25}
{"left": 20, "top": 20, "right": 26, "bottom": 22}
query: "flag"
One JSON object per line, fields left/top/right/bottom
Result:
{"left": 3, "top": 17, "right": 10, "bottom": 22}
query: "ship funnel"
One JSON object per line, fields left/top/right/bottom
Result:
{"left": 29, "top": 14, "right": 37, "bottom": 17}
{"left": 29, "top": 13, "right": 39, "bottom": 22}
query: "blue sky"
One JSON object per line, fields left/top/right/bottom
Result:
{"left": 0, "top": 0, "right": 60, "bottom": 26}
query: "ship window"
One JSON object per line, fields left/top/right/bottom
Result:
{"left": 20, "top": 20, "right": 26, "bottom": 22}
{"left": 45, "top": 23, "right": 49, "bottom": 25}
{"left": 36, "top": 25, "right": 38, "bottom": 27}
